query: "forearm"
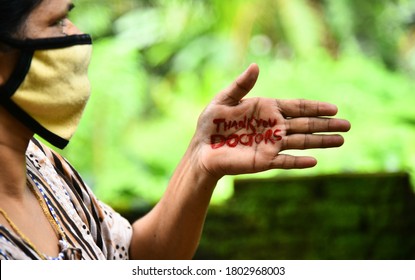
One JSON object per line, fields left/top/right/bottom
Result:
{"left": 129, "top": 143, "right": 219, "bottom": 259}
{"left": 127, "top": 64, "right": 351, "bottom": 259}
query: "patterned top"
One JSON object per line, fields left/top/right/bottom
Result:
{"left": 0, "top": 138, "right": 133, "bottom": 260}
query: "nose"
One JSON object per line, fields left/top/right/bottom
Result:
{"left": 63, "top": 19, "right": 83, "bottom": 36}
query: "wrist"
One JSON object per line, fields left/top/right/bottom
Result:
{"left": 172, "top": 137, "right": 221, "bottom": 194}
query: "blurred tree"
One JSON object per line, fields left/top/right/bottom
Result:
{"left": 50, "top": 0, "right": 415, "bottom": 209}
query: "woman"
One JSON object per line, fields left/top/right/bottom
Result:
{"left": 0, "top": 0, "right": 350, "bottom": 260}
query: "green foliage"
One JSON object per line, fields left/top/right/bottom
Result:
{"left": 53, "top": 0, "right": 415, "bottom": 208}
{"left": 195, "top": 173, "right": 415, "bottom": 259}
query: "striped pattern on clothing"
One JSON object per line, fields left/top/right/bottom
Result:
{"left": 0, "top": 138, "right": 132, "bottom": 260}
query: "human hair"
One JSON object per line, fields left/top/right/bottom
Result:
{"left": 0, "top": 0, "right": 43, "bottom": 38}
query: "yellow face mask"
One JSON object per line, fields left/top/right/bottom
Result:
{"left": 0, "top": 34, "right": 92, "bottom": 149}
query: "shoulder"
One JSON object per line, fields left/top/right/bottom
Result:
{"left": 28, "top": 137, "right": 82, "bottom": 184}
{"left": 27, "top": 137, "right": 99, "bottom": 214}
{"left": 26, "top": 138, "right": 133, "bottom": 259}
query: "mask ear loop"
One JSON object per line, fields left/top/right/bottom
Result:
{"left": 0, "top": 42, "right": 15, "bottom": 52}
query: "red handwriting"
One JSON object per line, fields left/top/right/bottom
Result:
{"left": 211, "top": 116, "right": 282, "bottom": 149}
{"left": 211, "top": 129, "right": 283, "bottom": 149}
{"left": 213, "top": 116, "right": 277, "bottom": 133}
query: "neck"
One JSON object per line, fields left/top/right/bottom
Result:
{"left": 0, "top": 106, "right": 33, "bottom": 199}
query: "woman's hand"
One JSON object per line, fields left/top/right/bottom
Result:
{"left": 130, "top": 63, "right": 351, "bottom": 260}
{"left": 192, "top": 63, "right": 351, "bottom": 179}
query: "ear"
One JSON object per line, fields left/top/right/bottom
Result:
{"left": 0, "top": 48, "right": 20, "bottom": 86}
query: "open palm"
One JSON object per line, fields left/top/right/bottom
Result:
{"left": 191, "top": 64, "right": 351, "bottom": 178}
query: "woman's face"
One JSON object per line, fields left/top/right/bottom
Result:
{"left": 0, "top": 0, "right": 82, "bottom": 85}
{"left": 22, "top": 0, "right": 81, "bottom": 39}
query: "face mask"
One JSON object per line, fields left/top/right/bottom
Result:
{"left": 0, "top": 34, "right": 92, "bottom": 149}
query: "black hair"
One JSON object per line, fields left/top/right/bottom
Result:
{"left": 0, "top": 0, "right": 43, "bottom": 38}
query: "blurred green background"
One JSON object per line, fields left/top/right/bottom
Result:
{"left": 58, "top": 0, "right": 415, "bottom": 208}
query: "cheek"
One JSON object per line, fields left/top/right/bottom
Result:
{"left": 23, "top": 18, "right": 80, "bottom": 39}
{"left": 23, "top": 25, "right": 61, "bottom": 39}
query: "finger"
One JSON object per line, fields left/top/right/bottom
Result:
{"left": 282, "top": 134, "right": 345, "bottom": 150}
{"left": 286, "top": 117, "right": 351, "bottom": 134}
{"left": 215, "top": 63, "right": 260, "bottom": 106}
{"left": 272, "top": 154, "right": 317, "bottom": 169}
{"left": 276, "top": 99, "right": 338, "bottom": 117}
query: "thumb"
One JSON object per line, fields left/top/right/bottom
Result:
{"left": 215, "top": 63, "right": 260, "bottom": 106}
